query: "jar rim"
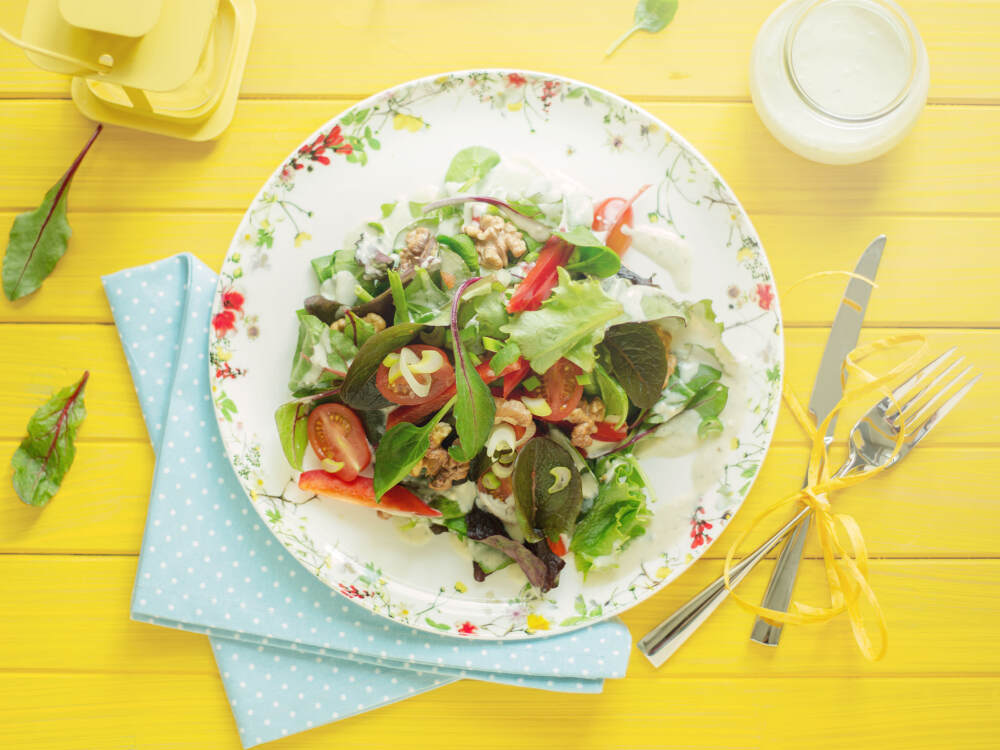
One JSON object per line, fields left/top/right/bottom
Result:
{"left": 782, "top": 0, "right": 919, "bottom": 123}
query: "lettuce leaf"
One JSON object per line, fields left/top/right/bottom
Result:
{"left": 288, "top": 310, "right": 359, "bottom": 396}
{"left": 502, "top": 267, "right": 623, "bottom": 374}
{"left": 570, "top": 452, "right": 651, "bottom": 574}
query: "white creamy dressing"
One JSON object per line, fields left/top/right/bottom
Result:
{"left": 622, "top": 224, "right": 692, "bottom": 293}
{"left": 476, "top": 491, "right": 518, "bottom": 525}
{"left": 438, "top": 480, "right": 478, "bottom": 514}
{"left": 477, "top": 154, "right": 594, "bottom": 230}
{"left": 750, "top": 0, "right": 929, "bottom": 164}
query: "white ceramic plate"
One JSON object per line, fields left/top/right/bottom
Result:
{"left": 209, "top": 70, "right": 782, "bottom": 639}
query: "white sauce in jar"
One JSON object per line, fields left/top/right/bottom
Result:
{"left": 750, "top": 0, "right": 929, "bottom": 164}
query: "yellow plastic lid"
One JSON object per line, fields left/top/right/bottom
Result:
{"left": 59, "top": 0, "right": 162, "bottom": 38}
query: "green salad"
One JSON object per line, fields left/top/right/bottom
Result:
{"left": 276, "top": 147, "right": 729, "bottom": 592}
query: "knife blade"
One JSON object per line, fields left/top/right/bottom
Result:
{"left": 749, "top": 235, "right": 885, "bottom": 645}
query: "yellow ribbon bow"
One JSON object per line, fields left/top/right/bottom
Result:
{"left": 721, "top": 312, "right": 930, "bottom": 660}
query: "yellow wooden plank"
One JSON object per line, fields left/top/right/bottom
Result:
{"left": 1, "top": 212, "right": 997, "bottom": 327}
{"left": 1, "top": 1, "right": 998, "bottom": 104}
{"left": 0, "top": 325, "right": 992, "bottom": 444}
{"left": 2, "top": 440, "right": 997, "bottom": 558}
{"left": 1, "top": 101, "right": 999, "bottom": 216}
{"left": 1, "top": 555, "right": 996, "bottom": 678}
{"left": 0, "top": 670, "right": 996, "bottom": 750}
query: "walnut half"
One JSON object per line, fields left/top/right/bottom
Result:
{"left": 398, "top": 227, "right": 439, "bottom": 276}
{"left": 566, "top": 397, "right": 606, "bottom": 449}
{"left": 463, "top": 215, "right": 527, "bottom": 270}
{"left": 408, "top": 422, "right": 470, "bottom": 491}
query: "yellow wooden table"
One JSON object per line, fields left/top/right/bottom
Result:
{"left": 1, "top": 2, "right": 998, "bottom": 748}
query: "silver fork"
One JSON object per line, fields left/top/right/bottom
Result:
{"left": 637, "top": 348, "right": 979, "bottom": 667}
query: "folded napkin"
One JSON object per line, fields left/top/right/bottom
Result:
{"left": 104, "top": 254, "right": 631, "bottom": 748}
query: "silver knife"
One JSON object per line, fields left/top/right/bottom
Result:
{"left": 635, "top": 236, "right": 885, "bottom": 668}
{"left": 749, "top": 235, "right": 885, "bottom": 645}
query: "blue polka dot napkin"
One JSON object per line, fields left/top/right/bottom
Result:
{"left": 103, "top": 254, "right": 631, "bottom": 748}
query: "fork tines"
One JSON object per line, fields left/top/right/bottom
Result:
{"left": 886, "top": 347, "right": 980, "bottom": 434}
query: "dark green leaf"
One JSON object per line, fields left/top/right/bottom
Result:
{"left": 387, "top": 269, "right": 409, "bottom": 326}
{"left": 3, "top": 125, "right": 102, "bottom": 300}
{"left": 606, "top": 0, "right": 679, "bottom": 56}
{"left": 691, "top": 382, "right": 728, "bottom": 439}
{"left": 444, "top": 146, "right": 500, "bottom": 185}
{"left": 603, "top": 322, "right": 667, "bottom": 408}
{"left": 512, "top": 437, "right": 583, "bottom": 543}
{"left": 449, "top": 282, "right": 496, "bottom": 461}
{"left": 436, "top": 234, "right": 479, "bottom": 273}
{"left": 372, "top": 397, "right": 454, "bottom": 499}
{"left": 303, "top": 295, "right": 341, "bottom": 325}
{"left": 11, "top": 371, "right": 88, "bottom": 507}
{"left": 340, "top": 322, "right": 422, "bottom": 409}
{"left": 554, "top": 227, "right": 622, "bottom": 277}
{"left": 274, "top": 401, "right": 311, "bottom": 470}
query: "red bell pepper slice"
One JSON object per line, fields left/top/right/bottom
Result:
{"left": 506, "top": 237, "right": 573, "bottom": 313}
{"left": 599, "top": 184, "right": 651, "bottom": 257}
{"left": 546, "top": 536, "right": 568, "bottom": 557}
{"left": 593, "top": 421, "right": 629, "bottom": 442}
{"left": 501, "top": 357, "right": 532, "bottom": 398}
{"left": 298, "top": 470, "right": 442, "bottom": 517}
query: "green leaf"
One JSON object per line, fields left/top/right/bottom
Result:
{"left": 403, "top": 268, "right": 452, "bottom": 325}
{"left": 3, "top": 125, "right": 102, "bottom": 300}
{"left": 606, "top": 0, "right": 679, "bottom": 56}
{"left": 571, "top": 452, "right": 651, "bottom": 574}
{"left": 274, "top": 401, "right": 311, "bottom": 470}
{"left": 436, "top": 234, "right": 479, "bottom": 274}
{"left": 387, "top": 269, "right": 409, "bottom": 326}
{"left": 444, "top": 146, "right": 501, "bottom": 185}
{"left": 310, "top": 253, "right": 335, "bottom": 283}
{"left": 489, "top": 341, "right": 521, "bottom": 374}
{"left": 552, "top": 227, "right": 621, "bottom": 278}
{"left": 287, "top": 310, "right": 359, "bottom": 396}
{"left": 691, "top": 382, "right": 728, "bottom": 439}
{"left": 502, "top": 268, "right": 623, "bottom": 374}
{"left": 478, "top": 535, "right": 553, "bottom": 590}
{"left": 512, "top": 437, "right": 583, "bottom": 543}
{"left": 380, "top": 202, "right": 397, "bottom": 219}
{"left": 340, "top": 322, "right": 422, "bottom": 410}
{"left": 603, "top": 322, "right": 668, "bottom": 409}
{"left": 10, "top": 371, "right": 88, "bottom": 507}
{"left": 594, "top": 362, "right": 630, "bottom": 428}
{"left": 425, "top": 617, "right": 451, "bottom": 631}
{"left": 449, "top": 282, "right": 496, "bottom": 461}
{"left": 373, "top": 397, "right": 454, "bottom": 499}
{"left": 574, "top": 594, "right": 587, "bottom": 615}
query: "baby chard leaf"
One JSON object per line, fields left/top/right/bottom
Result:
{"left": 449, "top": 278, "right": 496, "bottom": 461}
{"left": 3, "top": 124, "right": 102, "bottom": 301}
{"left": 340, "top": 322, "right": 422, "bottom": 409}
{"left": 603, "top": 322, "right": 667, "bottom": 409}
{"left": 512, "top": 437, "right": 583, "bottom": 543}
{"left": 373, "top": 397, "right": 455, "bottom": 500}
{"left": 11, "top": 371, "right": 89, "bottom": 507}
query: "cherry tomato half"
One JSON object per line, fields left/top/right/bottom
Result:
{"left": 375, "top": 344, "right": 455, "bottom": 406}
{"left": 307, "top": 403, "right": 371, "bottom": 482}
{"left": 592, "top": 185, "right": 651, "bottom": 257}
{"left": 528, "top": 358, "right": 583, "bottom": 423}
{"left": 593, "top": 421, "right": 629, "bottom": 443}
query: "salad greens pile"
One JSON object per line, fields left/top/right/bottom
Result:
{"left": 277, "top": 146, "right": 730, "bottom": 592}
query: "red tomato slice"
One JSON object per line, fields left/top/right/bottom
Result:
{"left": 593, "top": 421, "right": 629, "bottom": 442}
{"left": 298, "top": 471, "right": 441, "bottom": 517}
{"left": 307, "top": 403, "right": 371, "bottom": 481}
{"left": 386, "top": 360, "right": 496, "bottom": 428}
{"left": 375, "top": 344, "right": 455, "bottom": 406}
{"left": 531, "top": 358, "right": 583, "bottom": 422}
{"left": 506, "top": 237, "right": 574, "bottom": 313}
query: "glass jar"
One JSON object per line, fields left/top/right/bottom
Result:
{"left": 749, "top": 0, "right": 930, "bottom": 165}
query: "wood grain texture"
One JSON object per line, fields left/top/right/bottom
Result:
{"left": 0, "top": 670, "right": 997, "bottom": 750}
{"left": 1, "top": 556, "right": 997, "bottom": 677}
{"left": 1, "top": 0, "right": 998, "bottom": 104}
{"left": 1, "top": 101, "right": 999, "bottom": 217}
{"left": 1, "top": 212, "right": 997, "bottom": 327}
{"left": 2, "top": 443, "right": 997, "bottom": 558}
{"left": 0, "top": 325, "right": 992, "bottom": 444}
